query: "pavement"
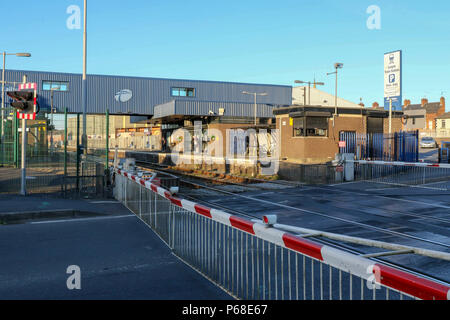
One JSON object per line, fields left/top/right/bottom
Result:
{"left": 0, "top": 195, "right": 231, "bottom": 300}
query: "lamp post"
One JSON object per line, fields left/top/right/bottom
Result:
{"left": 1, "top": 52, "right": 31, "bottom": 165}
{"left": 49, "top": 86, "right": 61, "bottom": 152}
{"left": 242, "top": 91, "right": 268, "bottom": 126}
{"left": 81, "top": 0, "right": 88, "bottom": 158}
{"left": 294, "top": 80, "right": 325, "bottom": 105}
{"left": 327, "top": 63, "right": 344, "bottom": 117}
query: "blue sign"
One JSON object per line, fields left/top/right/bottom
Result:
{"left": 384, "top": 50, "right": 402, "bottom": 111}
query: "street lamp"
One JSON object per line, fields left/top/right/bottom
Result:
{"left": 294, "top": 80, "right": 325, "bottom": 105}
{"left": 1, "top": 52, "right": 31, "bottom": 165}
{"left": 82, "top": 0, "right": 88, "bottom": 158}
{"left": 242, "top": 91, "right": 268, "bottom": 126}
{"left": 50, "top": 86, "right": 61, "bottom": 152}
{"left": 327, "top": 63, "right": 343, "bottom": 117}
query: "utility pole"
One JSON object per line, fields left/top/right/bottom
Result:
{"left": 242, "top": 91, "right": 268, "bottom": 126}
{"left": 327, "top": 63, "right": 344, "bottom": 122}
{"left": 81, "top": 0, "right": 88, "bottom": 158}
{"left": 20, "top": 75, "right": 27, "bottom": 195}
{"left": 294, "top": 80, "right": 325, "bottom": 105}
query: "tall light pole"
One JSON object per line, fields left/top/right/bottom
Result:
{"left": 242, "top": 91, "right": 268, "bottom": 126}
{"left": 294, "top": 80, "right": 325, "bottom": 105}
{"left": 50, "top": 86, "right": 60, "bottom": 152}
{"left": 1, "top": 52, "right": 31, "bottom": 165}
{"left": 81, "top": 0, "right": 88, "bottom": 158}
{"left": 327, "top": 63, "right": 344, "bottom": 117}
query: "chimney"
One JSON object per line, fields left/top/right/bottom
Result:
{"left": 403, "top": 99, "right": 411, "bottom": 107}
{"left": 372, "top": 102, "right": 379, "bottom": 108}
{"left": 359, "top": 102, "right": 365, "bottom": 107}
{"left": 421, "top": 98, "right": 428, "bottom": 107}
{"left": 439, "top": 97, "right": 446, "bottom": 115}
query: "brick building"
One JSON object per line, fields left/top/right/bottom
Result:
{"left": 273, "top": 105, "right": 403, "bottom": 164}
{"left": 403, "top": 97, "right": 446, "bottom": 131}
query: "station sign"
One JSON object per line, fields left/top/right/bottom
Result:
{"left": 384, "top": 50, "right": 402, "bottom": 111}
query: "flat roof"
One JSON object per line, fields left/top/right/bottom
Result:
{"left": 273, "top": 105, "right": 403, "bottom": 117}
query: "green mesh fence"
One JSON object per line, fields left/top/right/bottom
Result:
{"left": 0, "top": 109, "right": 109, "bottom": 197}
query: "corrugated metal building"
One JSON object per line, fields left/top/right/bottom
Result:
{"left": 3, "top": 70, "right": 292, "bottom": 119}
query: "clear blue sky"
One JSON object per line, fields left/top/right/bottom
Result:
{"left": 1, "top": 0, "right": 449, "bottom": 109}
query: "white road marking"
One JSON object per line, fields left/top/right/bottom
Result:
{"left": 89, "top": 201, "right": 119, "bottom": 204}
{"left": 30, "top": 214, "right": 135, "bottom": 225}
{"left": 318, "top": 185, "right": 450, "bottom": 209}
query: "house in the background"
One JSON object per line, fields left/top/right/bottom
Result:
{"left": 402, "top": 97, "right": 446, "bottom": 131}
{"left": 436, "top": 112, "right": 450, "bottom": 137}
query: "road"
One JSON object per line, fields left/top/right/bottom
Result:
{"left": 0, "top": 213, "right": 231, "bottom": 300}
{"left": 181, "top": 180, "right": 450, "bottom": 283}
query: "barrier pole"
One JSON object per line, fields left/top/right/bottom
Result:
{"left": 64, "top": 107, "right": 67, "bottom": 176}
{"left": 105, "top": 108, "right": 109, "bottom": 169}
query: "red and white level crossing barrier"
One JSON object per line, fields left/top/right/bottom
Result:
{"left": 16, "top": 82, "right": 37, "bottom": 121}
{"left": 348, "top": 159, "right": 450, "bottom": 169}
{"left": 18, "top": 83, "right": 37, "bottom": 90}
{"left": 16, "top": 112, "right": 36, "bottom": 120}
{"left": 115, "top": 167, "right": 450, "bottom": 300}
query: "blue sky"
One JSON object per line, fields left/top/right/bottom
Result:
{"left": 1, "top": 0, "right": 449, "bottom": 109}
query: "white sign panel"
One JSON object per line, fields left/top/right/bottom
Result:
{"left": 384, "top": 50, "right": 402, "bottom": 110}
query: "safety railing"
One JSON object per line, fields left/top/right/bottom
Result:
{"left": 350, "top": 160, "right": 450, "bottom": 191}
{"left": 113, "top": 168, "right": 450, "bottom": 300}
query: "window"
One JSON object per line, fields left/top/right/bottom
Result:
{"left": 293, "top": 117, "right": 304, "bottom": 137}
{"left": 171, "top": 87, "right": 195, "bottom": 97}
{"left": 42, "top": 81, "right": 69, "bottom": 91}
{"left": 412, "top": 118, "right": 416, "bottom": 125}
{"left": 442, "top": 120, "right": 446, "bottom": 129}
{"left": 293, "top": 117, "right": 328, "bottom": 137}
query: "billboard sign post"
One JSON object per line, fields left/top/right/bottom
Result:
{"left": 384, "top": 50, "right": 402, "bottom": 111}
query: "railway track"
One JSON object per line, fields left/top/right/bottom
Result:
{"left": 135, "top": 160, "right": 450, "bottom": 248}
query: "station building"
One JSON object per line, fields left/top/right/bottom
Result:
{"left": 273, "top": 105, "right": 403, "bottom": 164}
{"left": 3, "top": 69, "right": 292, "bottom": 152}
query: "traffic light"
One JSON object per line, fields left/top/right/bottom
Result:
{"left": 7, "top": 91, "right": 34, "bottom": 111}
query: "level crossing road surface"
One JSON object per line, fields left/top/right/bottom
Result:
{"left": 0, "top": 206, "right": 232, "bottom": 300}
{"left": 182, "top": 180, "right": 450, "bottom": 284}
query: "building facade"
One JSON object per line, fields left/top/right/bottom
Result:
{"left": 3, "top": 70, "right": 292, "bottom": 118}
{"left": 274, "top": 105, "right": 403, "bottom": 164}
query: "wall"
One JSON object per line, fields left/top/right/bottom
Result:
{"left": 5, "top": 70, "right": 292, "bottom": 116}
{"left": 403, "top": 109, "right": 426, "bottom": 130}
{"left": 277, "top": 114, "right": 367, "bottom": 164}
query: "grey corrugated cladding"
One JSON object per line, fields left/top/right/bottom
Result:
{"left": 4, "top": 70, "right": 292, "bottom": 115}
{"left": 153, "top": 100, "right": 276, "bottom": 118}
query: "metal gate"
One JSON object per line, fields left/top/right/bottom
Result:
{"left": 340, "top": 131, "right": 418, "bottom": 162}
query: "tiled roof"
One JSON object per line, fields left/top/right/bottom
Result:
{"left": 437, "top": 112, "right": 450, "bottom": 119}
{"left": 403, "top": 102, "right": 442, "bottom": 113}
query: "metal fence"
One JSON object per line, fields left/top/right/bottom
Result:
{"left": 351, "top": 160, "right": 450, "bottom": 191}
{"left": 340, "top": 131, "right": 419, "bottom": 162}
{"left": 0, "top": 107, "right": 109, "bottom": 197}
{"left": 113, "top": 168, "right": 450, "bottom": 300}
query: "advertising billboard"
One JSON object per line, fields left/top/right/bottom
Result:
{"left": 384, "top": 50, "right": 402, "bottom": 111}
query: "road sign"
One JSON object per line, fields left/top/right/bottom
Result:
{"left": 384, "top": 50, "right": 402, "bottom": 111}
{"left": 14, "top": 82, "right": 37, "bottom": 120}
